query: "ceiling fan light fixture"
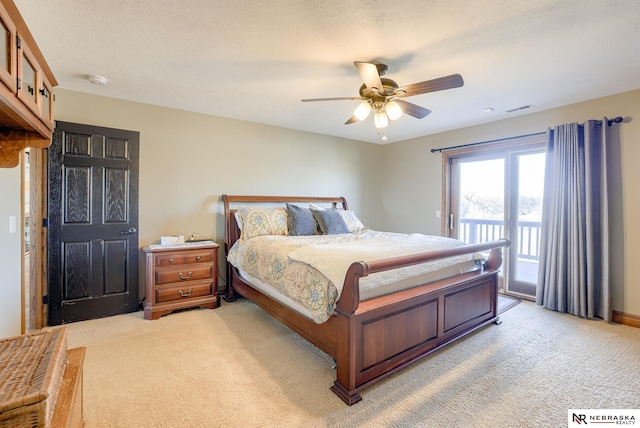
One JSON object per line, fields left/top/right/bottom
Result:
{"left": 385, "top": 100, "right": 403, "bottom": 120}
{"left": 374, "top": 110, "right": 388, "bottom": 129}
{"left": 301, "top": 61, "right": 464, "bottom": 139}
{"left": 354, "top": 101, "right": 372, "bottom": 120}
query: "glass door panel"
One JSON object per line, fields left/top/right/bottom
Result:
{"left": 506, "top": 151, "right": 545, "bottom": 298}
{"left": 17, "top": 36, "right": 40, "bottom": 115}
{"left": 1, "top": 18, "right": 9, "bottom": 72}
{"left": 21, "top": 54, "right": 36, "bottom": 103}
{"left": 0, "top": 4, "right": 16, "bottom": 92}
{"left": 451, "top": 157, "right": 505, "bottom": 244}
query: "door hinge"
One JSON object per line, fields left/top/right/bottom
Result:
{"left": 16, "top": 35, "right": 21, "bottom": 49}
{"left": 42, "top": 295, "right": 49, "bottom": 305}
{"left": 42, "top": 218, "right": 49, "bottom": 227}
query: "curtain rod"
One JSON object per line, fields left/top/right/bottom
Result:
{"left": 430, "top": 132, "right": 544, "bottom": 153}
{"left": 594, "top": 116, "right": 623, "bottom": 126}
{"left": 430, "top": 116, "right": 624, "bottom": 153}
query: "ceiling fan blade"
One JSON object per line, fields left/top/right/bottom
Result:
{"left": 354, "top": 61, "right": 384, "bottom": 91}
{"left": 395, "top": 99, "right": 432, "bottom": 119}
{"left": 345, "top": 115, "right": 359, "bottom": 125}
{"left": 301, "top": 96, "right": 365, "bottom": 102}
{"left": 395, "top": 74, "right": 464, "bottom": 97}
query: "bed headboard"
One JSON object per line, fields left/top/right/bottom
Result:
{"left": 221, "top": 195, "right": 348, "bottom": 253}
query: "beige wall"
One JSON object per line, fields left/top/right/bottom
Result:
{"left": 380, "top": 89, "right": 640, "bottom": 316}
{"left": 54, "top": 89, "right": 384, "bottom": 297}
{"left": 1, "top": 88, "right": 638, "bottom": 338}
{"left": 0, "top": 166, "right": 22, "bottom": 338}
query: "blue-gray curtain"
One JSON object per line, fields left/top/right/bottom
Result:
{"left": 536, "top": 119, "right": 612, "bottom": 321}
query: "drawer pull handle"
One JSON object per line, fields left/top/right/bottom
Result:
{"left": 169, "top": 258, "right": 175, "bottom": 263}
{"left": 196, "top": 256, "right": 201, "bottom": 261}
{"left": 178, "top": 271, "right": 192, "bottom": 280}
{"left": 179, "top": 288, "right": 192, "bottom": 297}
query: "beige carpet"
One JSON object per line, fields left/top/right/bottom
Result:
{"left": 61, "top": 299, "right": 640, "bottom": 427}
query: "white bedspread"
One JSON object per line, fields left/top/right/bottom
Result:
{"left": 287, "top": 231, "right": 472, "bottom": 296}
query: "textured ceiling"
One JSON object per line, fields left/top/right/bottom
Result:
{"left": 14, "top": 0, "right": 640, "bottom": 144}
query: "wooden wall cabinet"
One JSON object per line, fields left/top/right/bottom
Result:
{"left": 0, "top": 0, "right": 57, "bottom": 168}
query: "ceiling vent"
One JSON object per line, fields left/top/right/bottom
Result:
{"left": 506, "top": 104, "right": 533, "bottom": 113}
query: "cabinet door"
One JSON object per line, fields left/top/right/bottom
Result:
{"left": 17, "top": 33, "right": 40, "bottom": 116}
{"left": 0, "top": 2, "right": 17, "bottom": 92}
{"left": 40, "top": 74, "right": 54, "bottom": 130}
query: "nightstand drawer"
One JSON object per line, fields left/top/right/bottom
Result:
{"left": 155, "top": 282, "right": 214, "bottom": 304}
{"left": 155, "top": 265, "right": 213, "bottom": 285}
{"left": 155, "top": 250, "right": 213, "bottom": 266}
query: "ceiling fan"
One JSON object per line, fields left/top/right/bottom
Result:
{"left": 302, "top": 61, "right": 464, "bottom": 139}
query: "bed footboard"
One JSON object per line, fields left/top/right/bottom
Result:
{"left": 331, "top": 270, "right": 500, "bottom": 405}
{"left": 331, "top": 241, "right": 509, "bottom": 405}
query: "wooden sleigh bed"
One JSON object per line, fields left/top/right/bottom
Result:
{"left": 222, "top": 195, "right": 510, "bottom": 405}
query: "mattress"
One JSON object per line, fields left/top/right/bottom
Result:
{"left": 238, "top": 257, "right": 479, "bottom": 322}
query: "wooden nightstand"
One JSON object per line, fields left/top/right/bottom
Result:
{"left": 142, "top": 241, "right": 220, "bottom": 320}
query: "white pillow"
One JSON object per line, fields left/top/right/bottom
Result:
{"left": 234, "top": 211, "right": 243, "bottom": 230}
{"left": 339, "top": 210, "right": 366, "bottom": 232}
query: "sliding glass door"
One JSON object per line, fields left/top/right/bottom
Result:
{"left": 444, "top": 135, "right": 545, "bottom": 299}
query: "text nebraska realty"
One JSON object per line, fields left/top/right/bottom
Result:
{"left": 574, "top": 414, "right": 636, "bottom": 425}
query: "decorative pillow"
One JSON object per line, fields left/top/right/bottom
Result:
{"left": 286, "top": 204, "right": 317, "bottom": 236}
{"left": 234, "top": 211, "right": 243, "bottom": 230}
{"left": 237, "top": 207, "right": 288, "bottom": 240}
{"left": 311, "top": 208, "right": 350, "bottom": 235}
{"left": 340, "top": 210, "right": 366, "bottom": 232}
{"left": 308, "top": 203, "right": 366, "bottom": 233}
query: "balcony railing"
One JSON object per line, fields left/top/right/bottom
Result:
{"left": 459, "top": 218, "right": 542, "bottom": 261}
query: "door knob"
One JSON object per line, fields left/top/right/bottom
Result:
{"left": 120, "top": 227, "right": 137, "bottom": 235}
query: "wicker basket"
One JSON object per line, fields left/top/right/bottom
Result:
{"left": 0, "top": 328, "right": 68, "bottom": 428}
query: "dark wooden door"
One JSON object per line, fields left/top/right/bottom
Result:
{"left": 47, "top": 121, "right": 139, "bottom": 325}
